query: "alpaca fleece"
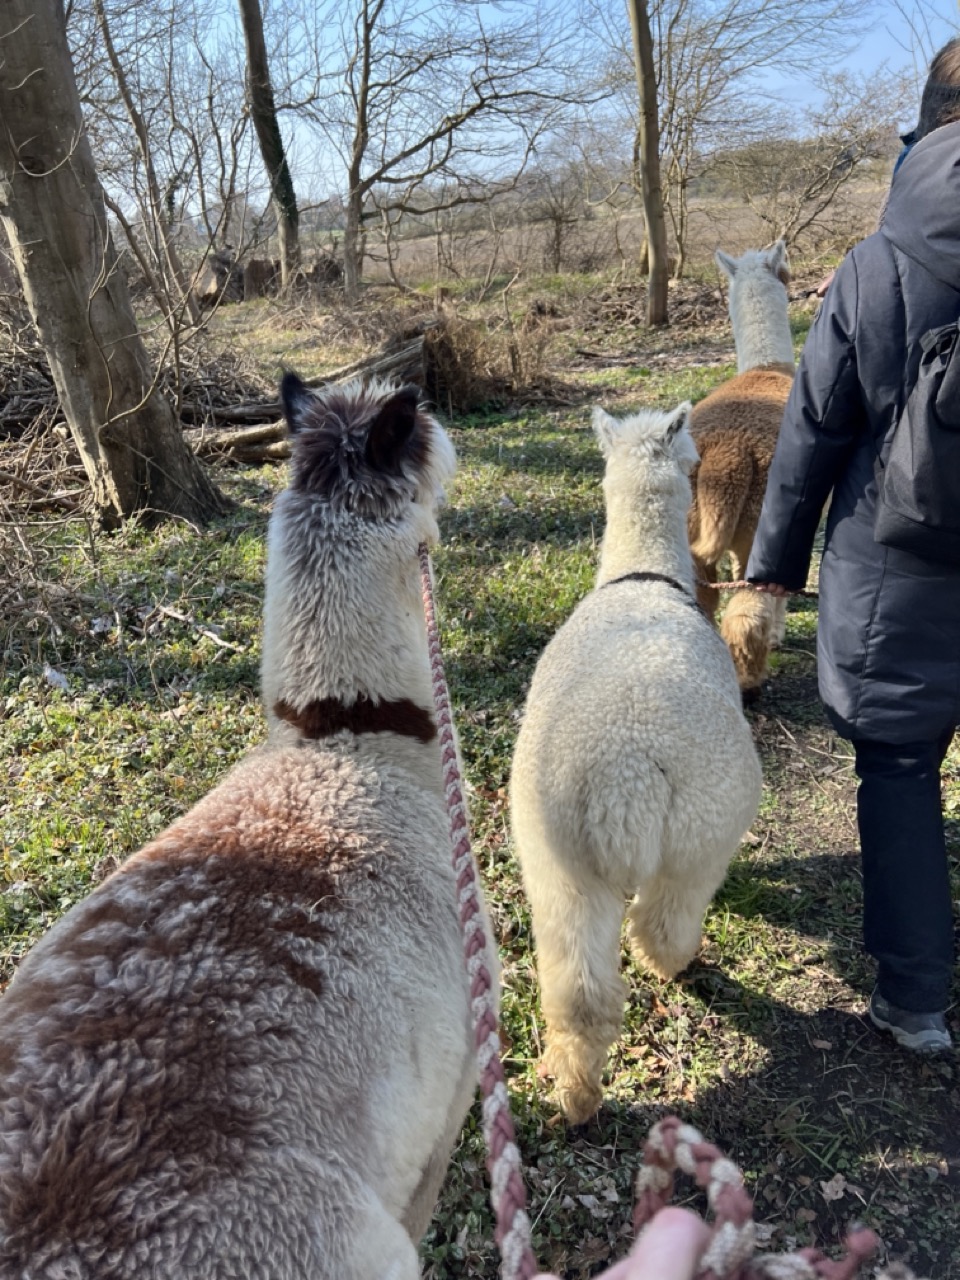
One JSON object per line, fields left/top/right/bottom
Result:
{"left": 511, "top": 404, "right": 761, "bottom": 1126}
{"left": 688, "top": 243, "right": 795, "bottom": 696}
{"left": 0, "top": 377, "right": 480, "bottom": 1279}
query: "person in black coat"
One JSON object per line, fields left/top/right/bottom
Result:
{"left": 746, "top": 40, "right": 960, "bottom": 1054}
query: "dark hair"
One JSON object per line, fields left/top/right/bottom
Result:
{"left": 916, "top": 37, "right": 960, "bottom": 140}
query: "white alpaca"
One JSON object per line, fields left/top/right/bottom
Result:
{"left": 511, "top": 403, "right": 762, "bottom": 1125}
{"left": 0, "top": 378, "right": 482, "bottom": 1280}
{"left": 688, "top": 242, "right": 795, "bottom": 694}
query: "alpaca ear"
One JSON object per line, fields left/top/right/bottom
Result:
{"left": 592, "top": 406, "right": 621, "bottom": 457}
{"left": 765, "top": 238, "right": 790, "bottom": 286}
{"left": 366, "top": 385, "right": 420, "bottom": 473}
{"left": 280, "top": 371, "right": 313, "bottom": 435}
{"left": 662, "top": 402, "right": 698, "bottom": 474}
{"left": 663, "top": 401, "right": 692, "bottom": 441}
{"left": 715, "top": 249, "right": 738, "bottom": 279}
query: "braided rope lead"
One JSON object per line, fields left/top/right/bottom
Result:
{"left": 634, "top": 1117, "right": 884, "bottom": 1280}
{"left": 419, "top": 544, "right": 539, "bottom": 1280}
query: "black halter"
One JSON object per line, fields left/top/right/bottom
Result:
{"left": 602, "top": 570, "right": 704, "bottom": 614}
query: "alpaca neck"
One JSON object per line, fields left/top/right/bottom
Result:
{"left": 596, "top": 486, "right": 695, "bottom": 592}
{"left": 261, "top": 508, "right": 441, "bottom": 784}
{"left": 730, "top": 277, "right": 794, "bottom": 373}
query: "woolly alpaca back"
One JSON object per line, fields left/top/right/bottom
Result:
{"left": 716, "top": 242, "right": 794, "bottom": 374}
{"left": 592, "top": 402, "right": 699, "bottom": 587}
{"left": 261, "top": 375, "right": 456, "bottom": 736}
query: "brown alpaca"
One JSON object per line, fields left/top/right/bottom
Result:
{"left": 688, "top": 243, "right": 795, "bottom": 699}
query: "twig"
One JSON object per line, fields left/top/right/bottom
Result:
{"left": 0, "top": 467, "right": 80, "bottom": 510}
{"left": 151, "top": 604, "right": 245, "bottom": 652}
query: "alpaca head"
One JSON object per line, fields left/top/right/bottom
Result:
{"left": 593, "top": 401, "right": 698, "bottom": 495}
{"left": 591, "top": 402, "right": 698, "bottom": 579}
{"left": 715, "top": 240, "right": 790, "bottom": 291}
{"left": 714, "top": 241, "right": 793, "bottom": 373}
{"left": 280, "top": 373, "right": 456, "bottom": 522}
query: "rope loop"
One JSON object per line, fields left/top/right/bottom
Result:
{"left": 634, "top": 1117, "right": 885, "bottom": 1280}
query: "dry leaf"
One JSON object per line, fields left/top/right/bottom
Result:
{"left": 820, "top": 1172, "right": 848, "bottom": 1202}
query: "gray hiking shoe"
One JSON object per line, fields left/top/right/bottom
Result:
{"left": 869, "top": 991, "right": 952, "bottom": 1055}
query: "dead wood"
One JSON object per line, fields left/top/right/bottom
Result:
{"left": 184, "top": 335, "right": 427, "bottom": 458}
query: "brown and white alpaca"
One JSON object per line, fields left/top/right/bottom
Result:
{"left": 688, "top": 241, "right": 795, "bottom": 700}
{"left": 511, "top": 404, "right": 761, "bottom": 1125}
{"left": 0, "top": 377, "right": 483, "bottom": 1280}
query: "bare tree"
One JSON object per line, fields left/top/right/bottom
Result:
{"left": 626, "top": 0, "right": 669, "bottom": 323}
{"left": 92, "top": 0, "right": 202, "bottom": 326}
{"left": 588, "top": 0, "right": 872, "bottom": 304}
{"left": 285, "top": 0, "right": 578, "bottom": 302}
{"left": 717, "top": 73, "right": 910, "bottom": 249}
{"left": 68, "top": 0, "right": 258, "bottom": 325}
{"left": 237, "top": 0, "right": 300, "bottom": 286}
{"left": 0, "top": 0, "right": 227, "bottom": 527}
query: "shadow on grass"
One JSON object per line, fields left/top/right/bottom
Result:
{"left": 509, "top": 965, "right": 960, "bottom": 1278}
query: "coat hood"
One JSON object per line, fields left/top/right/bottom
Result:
{"left": 881, "top": 118, "right": 960, "bottom": 290}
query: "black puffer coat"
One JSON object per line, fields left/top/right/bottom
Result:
{"left": 746, "top": 119, "right": 960, "bottom": 744}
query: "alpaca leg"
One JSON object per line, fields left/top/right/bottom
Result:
{"left": 719, "top": 588, "right": 774, "bottom": 699}
{"left": 533, "top": 875, "right": 627, "bottom": 1125}
{"left": 349, "top": 1187, "right": 421, "bottom": 1280}
{"left": 770, "top": 594, "right": 788, "bottom": 649}
{"left": 627, "top": 870, "right": 721, "bottom": 980}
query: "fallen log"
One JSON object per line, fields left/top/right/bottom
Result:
{"left": 184, "top": 421, "right": 287, "bottom": 457}
{"left": 180, "top": 336, "right": 427, "bottom": 434}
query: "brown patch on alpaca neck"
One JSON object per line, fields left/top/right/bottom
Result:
{"left": 274, "top": 694, "right": 437, "bottom": 744}
{"left": 759, "top": 360, "right": 796, "bottom": 378}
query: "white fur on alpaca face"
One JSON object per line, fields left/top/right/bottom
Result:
{"left": 715, "top": 239, "right": 789, "bottom": 287}
{"left": 592, "top": 402, "right": 698, "bottom": 479}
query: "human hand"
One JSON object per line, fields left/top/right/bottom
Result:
{"left": 814, "top": 270, "right": 835, "bottom": 298}
{"left": 750, "top": 582, "right": 791, "bottom": 598}
{"left": 533, "top": 1207, "right": 710, "bottom": 1280}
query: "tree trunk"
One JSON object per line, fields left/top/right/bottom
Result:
{"left": 343, "top": 189, "right": 364, "bottom": 304}
{"left": 237, "top": 0, "right": 300, "bottom": 287}
{"left": 0, "top": 0, "right": 228, "bottom": 527}
{"left": 626, "top": 0, "right": 669, "bottom": 326}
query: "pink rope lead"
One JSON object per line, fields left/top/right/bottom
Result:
{"left": 418, "top": 544, "right": 539, "bottom": 1280}
{"left": 634, "top": 1117, "right": 882, "bottom": 1280}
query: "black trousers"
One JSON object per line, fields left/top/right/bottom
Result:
{"left": 853, "top": 732, "right": 956, "bottom": 1013}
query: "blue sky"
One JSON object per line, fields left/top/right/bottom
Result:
{"left": 844, "top": 1, "right": 957, "bottom": 74}
{"left": 762, "top": 1, "right": 958, "bottom": 122}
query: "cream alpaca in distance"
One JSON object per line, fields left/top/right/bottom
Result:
{"left": 511, "top": 403, "right": 762, "bottom": 1125}
{"left": 0, "top": 377, "right": 481, "bottom": 1279}
{"left": 688, "top": 242, "right": 795, "bottom": 699}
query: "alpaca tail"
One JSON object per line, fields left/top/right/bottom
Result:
{"left": 719, "top": 588, "right": 776, "bottom": 695}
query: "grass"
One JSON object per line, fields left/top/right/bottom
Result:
{"left": 2, "top": 303, "right": 958, "bottom": 1278}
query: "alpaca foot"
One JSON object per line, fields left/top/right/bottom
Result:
{"left": 628, "top": 934, "right": 701, "bottom": 982}
{"left": 541, "top": 1033, "right": 610, "bottom": 1126}
{"left": 740, "top": 683, "right": 764, "bottom": 708}
{"left": 555, "top": 1078, "right": 604, "bottom": 1127}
